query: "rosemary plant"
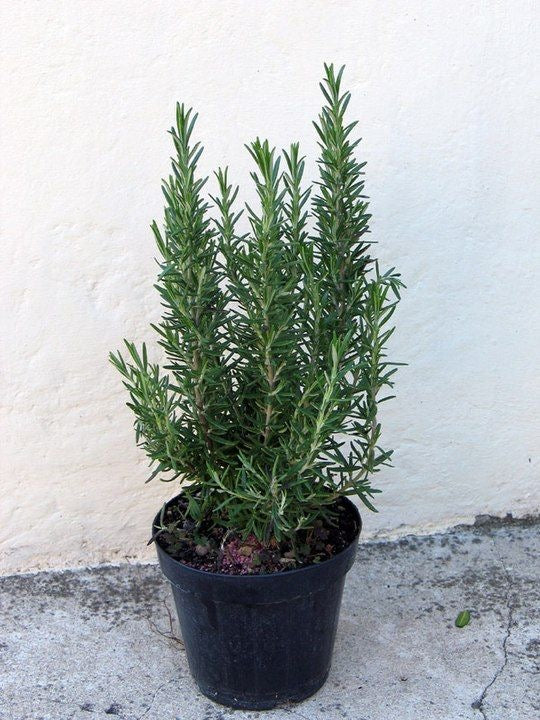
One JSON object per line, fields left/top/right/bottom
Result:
{"left": 110, "top": 64, "right": 403, "bottom": 543}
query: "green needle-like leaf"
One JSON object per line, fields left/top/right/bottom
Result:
{"left": 455, "top": 610, "right": 471, "bottom": 628}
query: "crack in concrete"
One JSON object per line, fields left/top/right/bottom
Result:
{"left": 283, "top": 706, "right": 313, "bottom": 720}
{"left": 136, "top": 676, "right": 178, "bottom": 720}
{"left": 472, "top": 538, "right": 515, "bottom": 719}
{"left": 472, "top": 601, "right": 514, "bottom": 719}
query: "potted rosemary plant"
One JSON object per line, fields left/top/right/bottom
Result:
{"left": 111, "top": 64, "right": 402, "bottom": 710}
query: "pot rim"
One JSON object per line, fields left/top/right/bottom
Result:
{"left": 153, "top": 492, "right": 361, "bottom": 582}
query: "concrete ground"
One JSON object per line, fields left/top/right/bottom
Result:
{"left": 1, "top": 518, "right": 538, "bottom": 720}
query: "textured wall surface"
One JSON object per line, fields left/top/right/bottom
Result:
{"left": 2, "top": 1, "right": 538, "bottom": 573}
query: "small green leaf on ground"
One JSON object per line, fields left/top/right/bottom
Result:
{"left": 455, "top": 610, "right": 471, "bottom": 628}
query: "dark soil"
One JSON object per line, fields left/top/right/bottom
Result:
{"left": 153, "top": 496, "right": 359, "bottom": 575}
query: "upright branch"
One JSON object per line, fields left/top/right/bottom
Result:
{"left": 312, "top": 64, "right": 372, "bottom": 347}
{"left": 310, "top": 64, "right": 403, "bottom": 509}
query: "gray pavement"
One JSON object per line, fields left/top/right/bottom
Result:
{"left": 1, "top": 518, "right": 538, "bottom": 720}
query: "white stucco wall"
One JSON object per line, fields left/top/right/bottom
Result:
{"left": 1, "top": 1, "right": 538, "bottom": 574}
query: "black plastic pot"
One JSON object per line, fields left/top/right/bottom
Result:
{"left": 153, "top": 495, "right": 361, "bottom": 710}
